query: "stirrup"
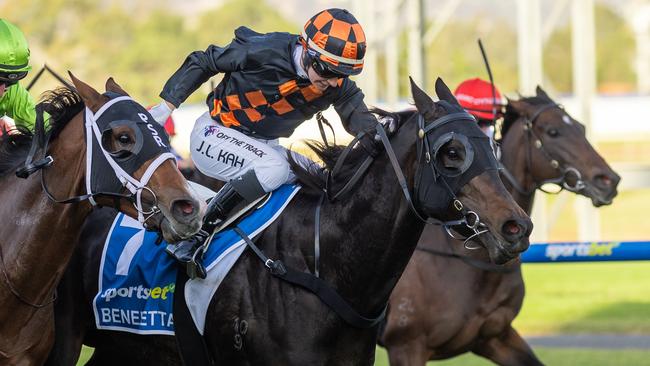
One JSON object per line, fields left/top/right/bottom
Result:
{"left": 201, "top": 193, "right": 270, "bottom": 254}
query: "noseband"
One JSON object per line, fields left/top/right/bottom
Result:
{"left": 500, "top": 103, "right": 587, "bottom": 196}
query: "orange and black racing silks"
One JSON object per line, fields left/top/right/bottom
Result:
{"left": 159, "top": 26, "right": 376, "bottom": 140}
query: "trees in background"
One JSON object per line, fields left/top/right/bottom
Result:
{"left": 0, "top": 0, "right": 638, "bottom": 104}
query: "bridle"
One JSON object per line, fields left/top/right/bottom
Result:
{"left": 321, "top": 110, "right": 499, "bottom": 261}
{"left": 17, "top": 97, "right": 174, "bottom": 225}
{"left": 499, "top": 103, "right": 587, "bottom": 197}
{"left": 6, "top": 95, "right": 174, "bottom": 308}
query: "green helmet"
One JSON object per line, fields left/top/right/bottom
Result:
{"left": 0, "top": 19, "right": 31, "bottom": 75}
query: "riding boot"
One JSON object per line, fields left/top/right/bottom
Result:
{"left": 166, "top": 170, "right": 267, "bottom": 279}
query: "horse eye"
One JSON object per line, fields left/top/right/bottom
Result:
{"left": 118, "top": 134, "right": 131, "bottom": 144}
{"left": 547, "top": 129, "right": 559, "bottom": 138}
{"left": 447, "top": 148, "right": 460, "bottom": 160}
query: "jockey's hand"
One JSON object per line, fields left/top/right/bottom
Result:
{"left": 356, "top": 116, "right": 397, "bottom": 156}
{"left": 374, "top": 115, "right": 397, "bottom": 141}
{"left": 0, "top": 117, "right": 16, "bottom": 135}
{"left": 148, "top": 100, "right": 173, "bottom": 125}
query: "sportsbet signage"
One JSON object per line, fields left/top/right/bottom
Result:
{"left": 98, "top": 283, "right": 175, "bottom": 329}
{"left": 93, "top": 214, "right": 178, "bottom": 335}
{"left": 521, "top": 241, "right": 650, "bottom": 262}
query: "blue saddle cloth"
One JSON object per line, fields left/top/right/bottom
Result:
{"left": 92, "top": 184, "right": 301, "bottom": 335}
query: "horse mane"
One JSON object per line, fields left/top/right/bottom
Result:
{"left": 0, "top": 87, "right": 84, "bottom": 177}
{"left": 501, "top": 94, "right": 552, "bottom": 138}
{"left": 287, "top": 108, "right": 409, "bottom": 196}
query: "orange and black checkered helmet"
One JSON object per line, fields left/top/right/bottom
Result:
{"left": 302, "top": 8, "right": 366, "bottom": 77}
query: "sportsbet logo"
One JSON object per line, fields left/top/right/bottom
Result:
{"left": 545, "top": 242, "right": 620, "bottom": 261}
{"left": 101, "top": 283, "right": 175, "bottom": 302}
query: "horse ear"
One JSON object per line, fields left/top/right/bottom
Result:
{"left": 68, "top": 71, "right": 104, "bottom": 112}
{"left": 434, "top": 77, "right": 459, "bottom": 105}
{"left": 105, "top": 77, "right": 130, "bottom": 96}
{"left": 535, "top": 85, "right": 551, "bottom": 101}
{"left": 409, "top": 76, "right": 437, "bottom": 119}
{"left": 507, "top": 98, "right": 532, "bottom": 116}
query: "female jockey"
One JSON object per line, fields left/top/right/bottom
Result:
{"left": 453, "top": 77, "right": 505, "bottom": 139}
{"left": 149, "top": 9, "right": 386, "bottom": 266}
{"left": 0, "top": 19, "right": 37, "bottom": 132}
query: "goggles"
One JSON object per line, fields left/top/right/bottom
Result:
{"left": 310, "top": 58, "right": 347, "bottom": 79}
{"left": 0, "top": 71, "right": 27, "bottom": 87}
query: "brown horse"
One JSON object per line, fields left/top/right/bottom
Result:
{"left": 379, "top": 86, "right": 620, "bottom": 365}
{"left": 0, "top": 75, "right": 203, "bottom": 365}
{"left": 48, "top": 78, "right": 532, "bottom": 365}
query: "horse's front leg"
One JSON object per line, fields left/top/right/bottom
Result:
{"left": 385, "top": 339, "right": 430, "bottom": 366}
{"left": 471, "top": 326, "right": 544, "bottom": 366}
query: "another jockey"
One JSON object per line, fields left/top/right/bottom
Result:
{"left": 453, "top": 77, "right": 505, "bottom": 139}
{"left": 149, "top": 9, "right": 385, "bottom": 269}
{"left": 0, "top": 19, "right": 37, "bottom": 132}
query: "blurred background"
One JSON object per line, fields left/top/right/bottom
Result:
{"left": 3, "top": 0, "right": 650, "bottom": 364}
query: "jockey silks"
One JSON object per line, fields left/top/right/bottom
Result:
{"left": 160, "top": 26, "right": 377, "bottom": 140}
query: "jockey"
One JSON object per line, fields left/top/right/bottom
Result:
{"left": 149, "top": 9, "right": 386, "bottom": 267}
{"left": 0, "top": 19, "right": 38, "bottom": 132}
{"left": 453, "top": 77, "right": 505, "bottom": 139}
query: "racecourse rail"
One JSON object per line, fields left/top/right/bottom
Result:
{"left": 521, "top": 241, "right": 650, "bottom": 262}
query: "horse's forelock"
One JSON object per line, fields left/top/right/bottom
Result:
{"left": 502, "top": 95, "right": 553, "bottom": 139}
{"left": 40, "top": 87, "right": 85, "bottom": 139}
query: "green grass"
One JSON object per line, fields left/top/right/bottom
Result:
{"left": 374, "top": 347, "right": 650, "bottom": 365}
{"left": 515, "top": 261, "right": 650, "bottom": 334}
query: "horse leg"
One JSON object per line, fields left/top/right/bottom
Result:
{"left": 472, "top": 326, "right": 544, "bottom": 366}
{"left": 386, "top": 340, "right": 430, "bottom": 366}
{"left": 44, "top": 246, "right": 88, "bottom": 366}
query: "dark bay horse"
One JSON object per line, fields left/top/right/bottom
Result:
{"left": 49, "top": 78, "right": 532, "bottom": 365}
{"left": 379, "top": 86, "right": 620, "bottom": 366}
{"left": 0, "top": 75, "right": 203, "bottom": 365}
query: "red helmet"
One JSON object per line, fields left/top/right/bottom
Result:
{"left": 454, "top": 78, "right": 504, "bottom": 121}
{"left": 301, "top": 8, "right": 366, "bottom": 77}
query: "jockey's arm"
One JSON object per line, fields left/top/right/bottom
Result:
{"left": 333, "top": 78, "right": 379, "bottom": 137}
{"left": 160, "top": 43, "right": 248, "bottom": 109}
{"left": 2, "top": 83, "right": 37, "bottom": 131}
{"left": 150, "top": 42, "right": 248, "bottom": 125}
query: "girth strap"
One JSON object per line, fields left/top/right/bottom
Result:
{"left": 233, "top": 227, "right": 387, "bottom": 329}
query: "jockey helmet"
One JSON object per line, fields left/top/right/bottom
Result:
{"left": 454, "top": 78, "right": 504, "bottom": 122}
{"left": 0, "top": 19, "right": 30, "bottom": 86}
{"left": 301, "top": 8, "right": 366, "bottom": 78}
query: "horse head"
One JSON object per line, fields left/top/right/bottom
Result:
{"left": 409, "top": 77, "right": 532, "bottom": 264}
{"left": 503, "top": 86, "right": 620, "bottom": 207}
{"left": 68, "top": 73, "right": 204, "bottom": 241}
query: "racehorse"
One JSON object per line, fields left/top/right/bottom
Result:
{"left": 379, "top": 86, "right": 620, "bottom": 366}
{"left": 48, "top": 78, "right": 533, "bottom": 365}
{"left": 0, "top": 74, "right": 203, "bottom": 365}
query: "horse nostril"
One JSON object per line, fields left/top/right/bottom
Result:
{"left": 594, "top": 174, "right": 613, "bottom": 188}
{"left": 173, "top": 199, "right": 196, "bottom": 216}
{"left": 503, "top": 220, "right": 521, "bottom": 237}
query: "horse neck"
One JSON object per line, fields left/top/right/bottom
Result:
{"left": 0, "top": 113, "right": 90, "bottom": 308}
{"left": 320, "top": 123, "right": 425, "bottom": 314}
{"left": 500, "top": 117, "right": 537, "bottom": 213}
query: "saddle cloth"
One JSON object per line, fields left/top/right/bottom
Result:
{"left": 92, "top": 183, "right": 301, "bottom": 335}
